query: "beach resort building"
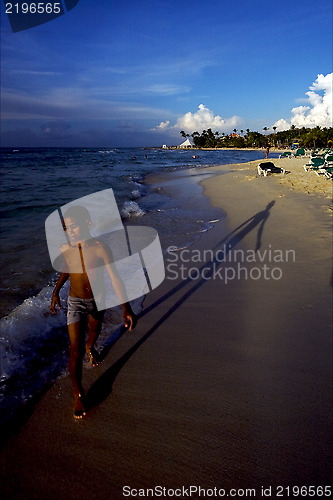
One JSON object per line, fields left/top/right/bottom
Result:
{"left": 178, "top": 138, "right": 193, "bottom": 148}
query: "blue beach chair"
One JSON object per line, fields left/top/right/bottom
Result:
{"left": 293, "top": 148, "right": 306, "bottom": 158}
{"left": 316, "top": 167, "right": 333, "bottom": 179}
{"left": 303, "top": 157, "right": 325, "bottom": 171}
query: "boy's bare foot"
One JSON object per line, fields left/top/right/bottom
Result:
{"left": 86, "top": 346, "right": 100, "bottom": 367}
{"left": 74, "top": 393, "right": 87, "bottom": 419}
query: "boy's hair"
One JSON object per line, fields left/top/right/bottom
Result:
{"left": 62, "top": 205, "right": 91, "bottom": 228}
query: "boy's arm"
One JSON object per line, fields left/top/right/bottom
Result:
{"left": 50, "top": 272, "right": 69, "bottom": 314}
{"left": 106, "top": 262, "right": 137, "bottom": 330}
{"left": 101, "top": 246, "right": 137, "bottom": 331}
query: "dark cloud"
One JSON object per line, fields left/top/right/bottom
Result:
{"left": 1, "top": 123, "right": 164, "bottom": 148}
{"left": 40, "top": 121, "right": 72, "bottom": 135}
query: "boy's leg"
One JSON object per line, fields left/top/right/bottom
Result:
{"left": 86, "top": 312, "right": 104, "bottom": 366}
{"left": 67, "top": 320, "right": 86, "bottom": 418}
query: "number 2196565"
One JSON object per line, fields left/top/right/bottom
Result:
{"left": 5, "top": 3, "right": 62, "bottom": 14}
{"left": 276, "top": 485, "right": 331, "bottom": 497}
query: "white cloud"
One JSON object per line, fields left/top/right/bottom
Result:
{"left": 273, "top": 73, "right": 333, "bottom": 131}
{"left": 145, "top": 84, "right": 190, "bottom": 96}
{"left": 152, "top": 120, "right": 170, "bottom": 131}
{"left": 153, "top": 104, "right": 240, "bottom": 133}
{"left": 273, "top": 118, "right": 290, "bottom": 131}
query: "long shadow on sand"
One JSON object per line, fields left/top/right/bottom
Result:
{"left": 85, "top": 200, "right": 275, "bottom": 410}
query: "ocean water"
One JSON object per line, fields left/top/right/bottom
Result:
{"left": 0, "top": 146, "right": 269, "bottom": 427}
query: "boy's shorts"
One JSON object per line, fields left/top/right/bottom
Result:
{"left": 67, "top": 296, "right": 104, "bottom": 325}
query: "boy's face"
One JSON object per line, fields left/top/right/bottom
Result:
{"left": 63, "top": 216, "right": 90, "bottom": 243}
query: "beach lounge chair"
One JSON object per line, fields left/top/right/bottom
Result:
{"left": 323, "top": 167, "right": 333, "bottom": 179}
{"left": 316, "top": 166, "right": 333, "bottom": 179}
{"left": 324, "top": 154, "right": 333, "bottom": 167}
{"left": 311, "top": 149, "right": 326, "bottom": 158}
{"left": 293, "top": 148, "right": 306, "bottom": 158}
{"left": 279, "top": 151, "right": 292, "bottom": 158}
{"left": 257, "top": 162, "right": 286, "bottom": 176}
{"left": 303, "top": 158, "right": 325, "bottom": 171}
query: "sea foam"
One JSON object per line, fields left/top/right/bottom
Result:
{"left": 121, "top": 200, "right": 145, "bottom": 218}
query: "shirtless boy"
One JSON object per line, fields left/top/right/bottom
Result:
{"left": 50, "top": 206, "right": 136, "bottom": 419}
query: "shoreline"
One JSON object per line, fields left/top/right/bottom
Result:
{"left": 1, "top": 159, "right": 332, "bottom": 499}
{"left": 148, "top": 146, "right": 287, "bottom": 153}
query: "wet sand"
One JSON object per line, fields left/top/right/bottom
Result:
{"left": 0, "top": 159, "right": 332, "bottom": 499}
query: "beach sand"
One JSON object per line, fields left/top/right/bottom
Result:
{"left": 1, "top": 158, "right": 332, "bottom": 499}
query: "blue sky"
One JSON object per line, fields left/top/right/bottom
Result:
{"left": 1, "top": 0, "right": 332, "bottom": 147}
